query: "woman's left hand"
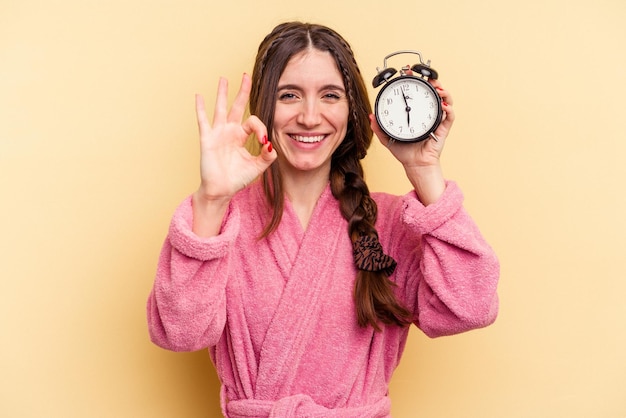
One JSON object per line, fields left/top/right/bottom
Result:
{"left": 370, "top": 78, "right": 454, "bottom": 205}
{"left": 370, "top": 78, "right": 455, "bottom": 169}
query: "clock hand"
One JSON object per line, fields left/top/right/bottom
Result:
{"left": 401, "top": 90, "right": 411, "bottom": 126}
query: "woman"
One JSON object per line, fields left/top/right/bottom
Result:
{"left": 147, "top": 21, "right": 499, "bottom": 417}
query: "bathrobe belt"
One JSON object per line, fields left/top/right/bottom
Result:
{"left": 226, "top": 393, "right": 391, "bottom": 418}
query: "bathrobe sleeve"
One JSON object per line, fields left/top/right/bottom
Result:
{"left": 384, "top": 181, "right": 500, "bottom": 338}
{"left": 147, "top": 196, "right": 239, "bottom": 352}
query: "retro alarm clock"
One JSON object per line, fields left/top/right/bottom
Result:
{"left": 372, "top": 50, "right": 443, "bottom": 143}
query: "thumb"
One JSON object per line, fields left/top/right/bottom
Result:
{"left": 255, "top": 141, "right": 277, "bottom": 172}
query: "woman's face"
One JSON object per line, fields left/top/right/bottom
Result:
{"left": 272, "top": 48, "right": 349, "bottom": 177}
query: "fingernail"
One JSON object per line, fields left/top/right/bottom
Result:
{"left": 442, "top": 101, "right": 448, "bottom": 106}
{"left": 262, "top": 135, "right": 268, "bottom": 145}
{"left": 268, "top": 142, "right": 273, "bottom": 153}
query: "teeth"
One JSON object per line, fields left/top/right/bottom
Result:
{"left": 291, "top": 135, "right": 324, "bottom": 143}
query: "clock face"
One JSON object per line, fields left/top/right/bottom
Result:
{"left": 374, "top": 75, "right": 442, "bottom": 142}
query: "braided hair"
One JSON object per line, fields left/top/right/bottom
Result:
{"left": 250, "top": 22, "right": 410, "bottom": 331}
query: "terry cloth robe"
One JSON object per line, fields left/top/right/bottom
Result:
{"left": 147, "top": 180, "right": 499, "bottom": 417}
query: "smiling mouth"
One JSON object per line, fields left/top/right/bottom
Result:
{"left": 290, "top": 134, "right": 325, "bottom": 144}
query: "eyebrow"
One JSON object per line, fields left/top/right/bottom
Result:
{"left": 277, "top": 83, "right": 346, "bottom": 92}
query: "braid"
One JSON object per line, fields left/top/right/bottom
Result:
{"left": 330, "top": 157, "right": 411, "bottom": 331}
{"left": 324, "top": 34, "right": 369, "bottom": 160}
{"left": 254, "top": 35, "right": 286, "bottom": 93}
{"left": 323, "top": 28, "right": 410, "bottom": 330}
{"left": 251, "top": 24, "right": 300, "bottom": 237}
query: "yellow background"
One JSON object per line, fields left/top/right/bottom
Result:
{"left": 1, "top": 0, "right": 625, "bottom": 416}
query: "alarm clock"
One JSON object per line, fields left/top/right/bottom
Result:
{"left": 372, "top": 50, "right": 443, "bottom": 143}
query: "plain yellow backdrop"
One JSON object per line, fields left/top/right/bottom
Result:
{"left": 1, "top": 0, "right": 625, "bottom": 416}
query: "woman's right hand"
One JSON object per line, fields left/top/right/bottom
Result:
{"left": 192, "top": 73, "right": 276, "bottom": 236}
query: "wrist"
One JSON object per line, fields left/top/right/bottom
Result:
{"left": 403, "top": 164, "right": 445, "bottom": 206}
{"left": 191, "top": 191, "right": 232, "bottom": 237}
{"left": 193, "top": 189, "right": 232, "bottom": 207}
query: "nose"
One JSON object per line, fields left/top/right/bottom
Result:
{"left": 296, "top": 98, "right": 322, "bottom": 127}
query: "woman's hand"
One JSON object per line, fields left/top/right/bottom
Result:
{"left": 192, "top": 73, "right": 276, "bottom": 236}
{"left": 370, "top": 79, "right": 455, "bottom": 205}
{"left": 195, "top": 73, "right": 276, "bottom": 200}
{"left": 370, "top": 78, "right": 454, "bottom": 168}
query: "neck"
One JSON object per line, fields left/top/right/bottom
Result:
{"left": 281, "top": 166, "right": 330, "bottom": 230}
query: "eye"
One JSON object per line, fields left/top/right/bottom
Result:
{"left": 322, "top": 92, "right": 344, "bottom": 102}
{"left": 278, "top": 92, "right": 300, "bottom": 101}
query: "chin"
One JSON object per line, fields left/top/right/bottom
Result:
{"left": 286, "top": 157, "right": 329, "bottom": 173}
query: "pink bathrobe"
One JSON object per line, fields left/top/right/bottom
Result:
{"left": 147, "top": 181, "right": 499, "bottom": 417}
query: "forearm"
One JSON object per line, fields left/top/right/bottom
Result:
{"left": 147, "top": 195, "right": 239, "bottom": 351}
{"left": 147, "top": 243, "right": 228, "bottom": 351}
{"left": 416, "top": 227, "right": 500, "bottom": 338}
{"left": 415, "top": 200, "right": 499, "bottom": 337}
{"left": 391, "top": 182, "right": 499, "bottom": 337}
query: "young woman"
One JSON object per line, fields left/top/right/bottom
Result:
{"left": 147, "top": 21, "right": 499, "bottom": 417}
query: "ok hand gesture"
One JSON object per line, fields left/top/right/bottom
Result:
{"left": 192, "top": 73, "right": 276, "bottom": 236}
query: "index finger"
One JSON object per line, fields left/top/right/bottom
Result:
{"left": 368, "top": 114, "right": 392, "bottom": 147}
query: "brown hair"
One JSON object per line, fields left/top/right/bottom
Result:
{"left": 249, "top": 22, "right": 410, "bottom": 331}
